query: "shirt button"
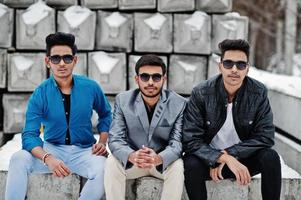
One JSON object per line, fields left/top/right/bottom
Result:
{"left": 65, "top": 112, "right": 68, "bottom": 115}
{"left": 62, "top": 98, "right": 65, "bottom": 101}
{"left": 66, "top": 138, "right": 69, "bottom": 140}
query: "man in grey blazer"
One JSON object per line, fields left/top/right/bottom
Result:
{"left": 104, "top": 54, "right": 186, "bottom": 200}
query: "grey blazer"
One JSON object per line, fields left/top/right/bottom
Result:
{"left": 108, "top": 89, "right": 186, "bottom": 170}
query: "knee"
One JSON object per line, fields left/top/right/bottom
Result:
{"left": 168, "top": 159, "right": 184, "bottom": 175}
{"left": 9, "top": 150, "right": 33, "bottom": 169}
{"left": 258, "top": 149, "right": 281, "bottom": 168}
{"left": 89, "top": 156, "right": 106, "bottom": 179}
{"left": 183, "top": 154, "right": 208, "bottom": 177}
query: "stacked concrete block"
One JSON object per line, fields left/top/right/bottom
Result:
{"left": 80, "top": 0, "right": 118, "bottom": 9}
{"left": 135, "top": 13, "right": 172, "bottom": 53}
{"left": 96, "top": 11, "right": 133, "bottom": 52}
{"left": 196, "top": 0, "right": 232, "bottom": 13}
{"left": 208, "top": 53, "right": 221, "bottom": 78}
{"left": 7, "top": 53, "right": 46, "bottom": 92}
{"left": 88, "top": 51, "right": 126, "bottom": 94}
{"left": 128, "top": 55, "right": 167, "bottom": 90}
{"left": 212, "top": 12, "right": 249, "bottom": 53}
{"left": 174, "top": 11, "right": 211, "bottom": 55}
{"left": 0, "top": 50, "right": 7, "bottom": 88}
{"left": 45, "top": 0, "right": 77, "bottom": 8}
{"left": 2, "top": 94, "right": 30, "bottom": 133}
{"left": 0, "top": 4, "right": 13, "bottom": 48}
{"left": 119, "top": 0, "right": 156, "bottom": 10}
{"left": 2, "top": 0, "right": 36, "bottom": 8}
{"left": 73, "top": 53, "right": 87, "bottom": 76}
{"left": 57, "top": 6, "right": 96, "bottom": 50}
{"left": 158, "top": 0, "right": 194, "bottom": 12}
{"left": 169, "top": 55, "right": 207, "bottom": 94}
{"left": 16, "top": 1, "right": 55, "bottom": 50}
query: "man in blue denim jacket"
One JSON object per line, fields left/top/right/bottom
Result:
{"left": 5, "top": 32, "right": 112, "bottom": 200}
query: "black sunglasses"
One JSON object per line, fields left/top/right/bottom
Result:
{"left": 49, "top": 54, "right": 74, "bottom": 64}
{"left": 139, "top": 73, "right": 163, "bottom": 82}
{"left": 222, "top": 60, "right": 248, "bottom": 70}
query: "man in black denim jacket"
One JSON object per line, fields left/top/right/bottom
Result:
{"left": 183, "top": 39, "right": 281, "bottom": 200}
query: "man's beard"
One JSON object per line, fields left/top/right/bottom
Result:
{"left": 139, "top": 85, "right": 163, "bottom": 98}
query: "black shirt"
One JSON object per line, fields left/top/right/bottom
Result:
{"left": 61, "top": 93, "right": 71, "bottom": 145}
{"left": 143, "top": 99, "right": 157, "bottom": 124}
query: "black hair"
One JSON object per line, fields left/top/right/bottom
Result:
{"left": 46, "top": 32, "right": 77, "bottom": 56}
{"left": 135, "top": 54, "right": 166, "bottom": 75}
{"left": 218, "top": 39, "right": 250, "bottom": 61}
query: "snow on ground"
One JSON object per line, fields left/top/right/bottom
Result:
{"left": 249, "top": 67, "right": 301, "bottom": 99}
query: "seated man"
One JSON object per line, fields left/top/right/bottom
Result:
{"left": 104, "top": 54, "right": 186, "bottom": 200}
{"left": 5, "top": 32, "right": 112, "bottom": 200}
{"left": 183, "top": 39, "right": 281, "bottom": 200}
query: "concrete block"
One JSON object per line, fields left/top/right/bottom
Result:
{"left": 0, "top": 132, "right": 3, "bottom": 147}
{"left": 0, "top": 50, "right": 7, "bottom": 88}
{"left": 128, "top": 55, "right": 167, "bottom": 90}
{"left": 3, "top": 94, "right": 30, "bottom": 133}
{"left": 0, "top": 4, "right": 13, "bottom": 48}
{"left": 268, "top": 90, "right": 301, "bottom": 141}
{"left": 168, "top": 55, "right": 207, "bottom": 94}
{"left": 58, "top": 6, "right": 96, "bottom": 50}
{"left": 135, "top": 13, "right": 172, "bottom": 53}
{"left": 119, "top": 0, "right": 156, "bottom": 10}
{"left": 45, "top": 0, "right": 77, "bottom": 8}
{"left": 27, "top": 174, "right": 81, "bottom": 200}
{"left": 80, "top": 0, "right": 118, "bottom": 9}
{"left": 174, "top": 11, "right": 211, "bottom": 55}
{"left": 0, "top": 170, "right": 7, "bottom": 200}
{"left": 73, "top": 53, "right": 87, "bottom": 76}
{"left": 88, "top": 51, "right": 126, "bottom": 94}
{"left": 2, "top": 0, "right": 36, "bottom": 8}
{"left": 274, "top": 133, "right": 301, "bottom": 175}
{"left": 212, "top": 13, "right": 249, "bottom": 53}
{"left": 158, "top": 0, "right": 194, "bottom": 12}
{"left": 96, "top": 11, "right": 133, "bottom": 52}
{"left": 7, "top": 53, "right": 46, "bottom": 92}
{"left": 196, "top": 0, "right": 232, "bottom": 13}
{"left": 208, "top": 53, "right": 221, "bottom": 78}
{"left": 16, "top": 2, "right": 55, "bottom": 50}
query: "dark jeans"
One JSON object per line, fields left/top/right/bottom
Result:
{"left": 184, "top": 148, "right": 281, "bottom": 200}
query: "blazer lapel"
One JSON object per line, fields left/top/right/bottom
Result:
{"left": 148, "top": 91, "right": 167, "bottom": 142}
{"left": 135, "top": 93, "right": 150, "bottom": 134}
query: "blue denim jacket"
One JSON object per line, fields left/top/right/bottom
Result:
{"left": 22, "top": 75, "right": 112, "bottom": 152}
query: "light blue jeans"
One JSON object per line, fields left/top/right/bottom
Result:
{"left": 5, "top": 142, "right": 106, "bottom": 200}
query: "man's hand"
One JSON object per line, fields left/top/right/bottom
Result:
{"left": 210, "top": 163, "right": 225, "bottom": 183}
{"left": 218, "top": 153, "right": 251, "bottom": 185}
{"left": 45, "top": 155, "right": 71, "bottom": 178}
{"left": 128, "top": 146, "right": 162, "bottom": 169}
{"left": 92, "top": 143, "right": 107, "bottom": 156}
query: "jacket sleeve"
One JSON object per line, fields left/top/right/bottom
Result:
{"left": 226, "top": 88, "right": 275, "bottom": 158}
{"left": 159, "top": 101, "right": 186, "bottom": 171}
{"left": 22, "top": 88, "right": 44, "bottom": 152}
{"left": 93, "top": 84, "right": 112, "bottom": 133}
{"left": 108, "top": 95, "right": 135, "bottom": 168}
{"left": 183, "top": 88, "right": 222, "bottom": 167}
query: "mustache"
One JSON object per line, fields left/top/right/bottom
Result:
{"left": 228, "top": 73, "right": 240, "bottom": 78}
{"left": 144, "top": 86, "right": 158, "bottom": 90}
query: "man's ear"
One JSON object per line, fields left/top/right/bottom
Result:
{"left": 218, "top": 62, "right": 222, "bottom": 73}
{"left": 45, "top": 57, "right": 50, "bottom": 68}
{"left": 73, "top": 55, "right": 78, "bottom": 65}
{"left": 135, "top": 75, "right": 139, "bottom": 84}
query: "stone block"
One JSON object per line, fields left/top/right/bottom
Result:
{"left": 0, "top": 4, "right": 13, "bottom": 48}
{"left": 3, "top": 94, "right": 30, "bottom": 133}
{"left": 2, "top": 0, "right": 35, "bottom": 8}
{"left": 119, "top": 0, "right": 156, "bottom": 10}
{"left": 158, "top": 0, "right": 194, "bottom": 12}
{"left": 174, "top": 11, "right": 211, "bottom": 55}
{"left": 196, "top": 0, "right": 232, "bottom": 13}
{"left": 128, "top": 55, "right": 167, "bottom": 90}
{"left": 268, "top": 90, "right": 301, "bottom": 141}
{"left": 0, "top": 50, "right": 7, "bottom": 88}
{"left": 168, "top": 55, "right": 207, "bottom": 94}
{"left": 58, "top": 6, "right": 96, "bottom": 50}
{"left": 0, "top": 132, "right": 3, "bottom": 147}
{"left": 80, "top": 0, "right": 118, "bottom": 9}
{"left": 135, "top": 13, "right": 172, "bottom": 53}
{"left": 274, "top": 133, "right": 301, "bottom": 175}
{"left": 73, "top": 53, "right": 87, "bottom": 76}
{"left": 96, "top": 11, "right": 133, "bottom": 52}
{"left": 88, "top": 51, "right": 126, "bottom": 94}
{"left": 208, "top": 53, "right": 221, "bottom": 78}
{"left": 7, "top": 53, "right": 46, "bottom": 92}
{"left": 212, "top": 13, "right": 249, "bottom": 53}
{"left": 16, "top": 2, "right": 55, "bottom": 50}
{"left": 0, "top": 170, "right": 7, "bottom": 200}
{"left": 45, "top": 0, "right": 77, "bottom": 8}
{"left": 27, "top": 174, "right": 81, "bottom": 200}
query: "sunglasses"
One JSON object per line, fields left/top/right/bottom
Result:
{"left": 139, "top": 73, "right": 163, "bottom": 82}
{"left": 49, "top": 54, "right": 74, "bottom": 64}
{"left": 222, "top": 60, "right": 248, "bottom": 70}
